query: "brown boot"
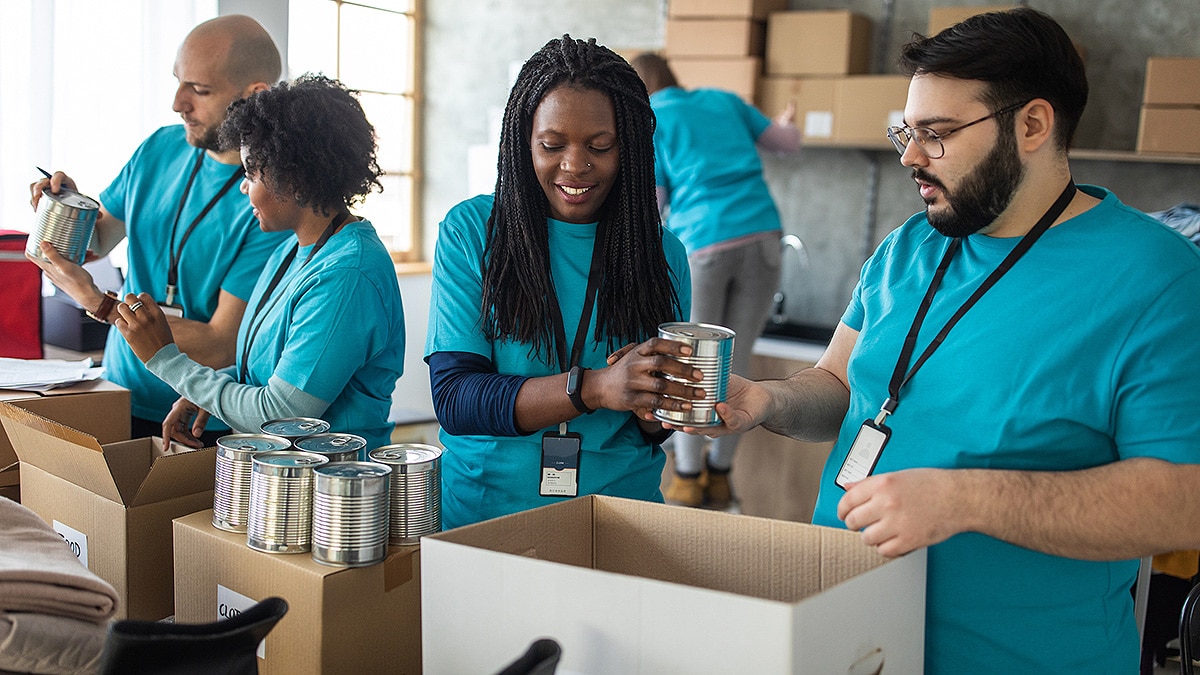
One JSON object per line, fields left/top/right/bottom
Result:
{"left": 664, "top": 473, "right": 704, "bottom": 507}
{"left": 704, "top": 468, "right": 732, "bottom": 510}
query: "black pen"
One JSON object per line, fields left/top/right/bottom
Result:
{"left": 36, "top": 166, "right": 53, "bottom": 179}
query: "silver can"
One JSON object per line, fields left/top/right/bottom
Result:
{"left": 246, "top": 450, "right": 329, "bottom": 554}
{"left": 367, "top": 444, "right": 442, "bottom": 545}
{"left": 311, "top": 461, "right": 392, "bottom": 567}
{"left": 212, "top": 433, "right": 291, "bottom": 533}
{"left": 294, "top": 433, "right": 368, "bottom": 463}
{"left": 27, "top": 187, "right": 100, "bottom": 265}
{"left": 653, "top": 322, "right": 735, "bottom": 427}
{"left": 259, "top": 417, "right": 330, "bottom": 444}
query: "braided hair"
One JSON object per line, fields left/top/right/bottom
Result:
{"left": 481, "top": 35, "right": 680, "bottom": 367}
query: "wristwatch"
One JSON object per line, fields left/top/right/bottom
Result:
{"left": 566, "top": 365, "right": 594, "bottom": 415}
{"left": 85, "top": 290, "right": 119, "bottom": 324}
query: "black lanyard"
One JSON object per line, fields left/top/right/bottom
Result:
{"left": 875, "top": 180, "right": 1077, "bottom": 423}
{"left": 237, "top": 214, "right": 347, "bottom": 384}
{"left": 546, "top": 219, "right": 608, "bottom": 373}
{"left": 165, "top": 150, "right": 245, "bottom": 306}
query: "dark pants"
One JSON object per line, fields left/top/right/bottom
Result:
{"left": 131, "top": 416, "right": 227, "bottom": 448}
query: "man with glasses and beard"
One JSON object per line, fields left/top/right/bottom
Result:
{"left": 29, "top": 15, "right": 289, "bottom": 445}
{"left": 659, "top": 8, "right": 1200, "bottom": 673}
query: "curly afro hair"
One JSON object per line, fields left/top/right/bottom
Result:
{"left": 219, "top": 73, "right": 383, "bottom": 215}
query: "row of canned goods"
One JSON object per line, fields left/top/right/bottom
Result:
{"left": 213, "top": 422, "right": 441, "bottom": 568}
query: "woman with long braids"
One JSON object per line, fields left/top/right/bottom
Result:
{"left": 426, "top": 35, "right": 702, "bottom": 529}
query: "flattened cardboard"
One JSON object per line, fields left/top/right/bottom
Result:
{"left": 423, "top": 495, "right": 925, "bottom": 674}
{"left": 174, "top": 510, "right": 422, "bottom": 675}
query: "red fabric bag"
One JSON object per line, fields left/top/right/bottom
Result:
{"left": 0, "top": 231, "right": 43, "bottom": 359}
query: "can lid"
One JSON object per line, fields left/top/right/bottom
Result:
{"left": 369, "top": 444, "right": 443, "bottom": 465}
{"left": 252, "top": 450, "right": 329, "bottom": 468}
{"left": 260, "top": 417, "right": 330, "bottom": 437}
{"left": 658, "top": 322, "right": 736, "bottom": 341}
{"left": 216, "top": 433, "right": 291, "bottom": 453}
{"left": 295, "top": 433, "right": 367, "bottom": 454}
{"left": 315, "top": 461, "right": 392, "bottom": 478}
{"left": 41, "top": 187, "right": 100, "bottom": 211}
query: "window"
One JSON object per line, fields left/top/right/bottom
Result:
{"left": 288, "top": 0, "right": 422, "bottom": 262}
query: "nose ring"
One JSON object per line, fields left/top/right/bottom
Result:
{"left": 587, "top": 162, "right": 592, "bottom": 168}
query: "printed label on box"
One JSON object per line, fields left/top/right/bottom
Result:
{"left": 805, "top": 111, "right": 834, "bottom": 138}
{"left": 217, "top": 585, "right": 266, "bottom": 659}
{"left": 52, "top": 520, "right": 88, "bottom": 568}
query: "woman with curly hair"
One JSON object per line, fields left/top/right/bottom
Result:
{"left": 426, "top": 35, "right": 702, "bottom": 529}
{"left": 114, "top": 74, "right": 406, "bottom": 452}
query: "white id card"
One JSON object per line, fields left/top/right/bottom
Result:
{"left": 835, "top": 420, "right": 891, "bottom": 489}
{"left": 539, "top": 431, "right": 580, "bottom": 497}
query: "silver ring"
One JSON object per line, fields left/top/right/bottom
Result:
{"left": 128, "top": 301, "right": 144, "bottom": 313}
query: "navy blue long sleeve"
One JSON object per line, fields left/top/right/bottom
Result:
{"left": 426, "top": 350, "right": 529, "bottom": 436}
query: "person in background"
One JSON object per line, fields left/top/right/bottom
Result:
{"left": 665, "top": 8, "right": 1200, "bottom": 672}
{"left": 631, "top": 53, "right": 801, "bottom": 509}
{"left": 28, "top": 15, "right": 289, "bottom": 445}
{"left": 425, "top": 35, "right": 699, "bottom": 530}
{"left": 111, "top": 74, "right": 406, "bottom": 453}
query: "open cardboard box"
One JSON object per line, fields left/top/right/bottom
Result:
{"left": 0, "top": 401, "right": 214, "bottom": 620}
{"left": 422, "top": 495, "right": 925, "bottom": 674}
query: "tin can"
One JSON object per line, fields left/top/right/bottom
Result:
{"left": 367, "top": 444, "right": 442, "bottom": 545}
{"left": 212, "top": 433, "right": 291, "bottom": 533}
{"left": 246, "top": 450, "right": 329, "bottom": 554}
{"left": 311, "top": 461, "right": 392, "bottom": 567}
{"left": 653, "top": 322, "right": 735, "bottom": 427}
{"left": 259, "top": 417, "right": 330, "bottom": 444}
{"left": 294, "top": 433, "right": 368, "bottom": 463}
{"left": 27, "top": 187, "right": 100, "bottom": 265}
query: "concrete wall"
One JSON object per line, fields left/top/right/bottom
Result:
{"left": 423, "top": 0, "right": 1200, "bottom": 330}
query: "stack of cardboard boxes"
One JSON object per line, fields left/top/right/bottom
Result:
{"left": 663, "top": 0, "right": 786, "bottom": 103}
{"left": 1137, "top": 57, "right": 1200, "bottom": 155}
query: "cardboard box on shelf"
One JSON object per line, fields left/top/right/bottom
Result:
{"left": 0, "top": 401, "right": 212, "bottom": 620}
{"left": 669, "top": 0, "right": 786, "bottom": 21}
{"left": 765, "top": 10, "right": 871, "bottom": 77}
{"left": 1143, "top": 57, "right": 1200, "bottom": 107}
{"left": 664, "top": 18, "right": 766, "bottom": 58}
{"left": 174, "top": 510, "right": 422, "bottom": 675}
{"left": 757, "top": 76, "right": 837, "bottom": 140}
{"left": 927, "top": 5, "right": 1019, "bottom": 35}
{"left": 422, "top": 495, "right": 925, "bottom": 674}
{"left": 669, "top": 56, "right": 761, "bottom": 103}
{"left": 833, "top": 75, "right": 911, "bottom": 148}
{"left": 1137, "top": 107, "right": 1200, "bottom": 155}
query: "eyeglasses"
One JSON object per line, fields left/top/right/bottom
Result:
{"left": 886, "top": 100, "right": 1031, "bottom": 159}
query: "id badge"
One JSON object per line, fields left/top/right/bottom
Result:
{"left": 540, "top": 430, "right": 581, "bottom": 497}
{"left": 160, "top": 304, "right": 184, "bottom": 318}
{"left": 834, "top": 419, "right": 891, "bottom": 490}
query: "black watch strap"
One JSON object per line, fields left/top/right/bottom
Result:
{"left": 566, "top": 365, "right": 594, "bottom": 415}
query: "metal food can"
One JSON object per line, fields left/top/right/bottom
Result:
{"left": 294, "top": 433, "right": 368, "bottom": 463}
{"left": 246, "top": 450, "right": 329, "bottom": 554}
{"left": 367, "top": 444, "right": 442, "bottom": 545}
{"left": 27, "top": 187, "right": 101, "bottom": 265}
{"left": 212, "top": 433, "right": 291, "bottom": 533}
{"left": 311, "top": 461, "right": 392, "bottom": 567}
{"left": 653, "top": 322, "right": 735, "bottom": 427}
{"left": 259, "top": 417, "right": 330, "bottom": 444}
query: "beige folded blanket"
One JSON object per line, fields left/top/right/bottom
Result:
{"left": 0, "top": 612, "right": 106, "bottom": 675}
{"left": 0, "top": 497, "right": 117, "bottom": 622}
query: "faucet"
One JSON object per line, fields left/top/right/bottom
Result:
{"left": 771, "top": 235, "right": 809, "bottom": 325}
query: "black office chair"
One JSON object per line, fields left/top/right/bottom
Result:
{"left": 494, "top": 638, "right": 562, "bottom": 675}
{"left": 1181, "top": 582, "right": 1200, "bottom": 675}
{"left": 96, "top": 596, "right": 288, "bottom": 675}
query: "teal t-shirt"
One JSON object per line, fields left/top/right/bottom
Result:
{"left": 650, "top": 87, "right": 779, "bottom": 253}
{"left": 425, "top": 194, "right": 691, "bottom": 529}
{"left": 814, "top": 185, "right": 1200, "bottom": 673}
{"left": 100, "top": 125, "right": 289, "bottom": 426}
{"left": 236, "top": 219, "right": 405, "bottom": 451}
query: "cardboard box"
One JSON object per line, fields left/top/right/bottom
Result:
{"left": 1143, "top": 57, "right": 1200, "bottom": 107}
{"left": 41, "top": 294, "right": 110, "bottom": 352}
{"left": 670, "top": 56, "right": 761, "bottom": 103}
{"left": 174, "top": 510, "right": 422, "bottom": 675}
{"left": 757, "top": 76, "right": 837, "bottom": 140}
{"left": 765, "top": 10, "right": 872, "bottom": 76}
{"left": 834, "top": 75, "right": 911, "bottom": 148}
{"left": 669, "top": 0, "right": 786, "bottom": 21}
{"left": 927, "top": 5, "right": 1019, "bottom": 35}
{"left": 0, "top": 402, "right": 213, "bottom": 620}
{"left": 665, "top": 19, "right": 766, "bottom": 58}
{"left": 422, "top": 496, "right": 926, "bottom": 674}
{"left": 1137, "top": 107, "right": 1200, "bottom": 155}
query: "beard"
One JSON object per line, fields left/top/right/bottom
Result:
{"left": 916, "top": 128, "right": 1024, "bottom": 238}
{"left": 190, "top": 123, "right": 223, "bottom": 152}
